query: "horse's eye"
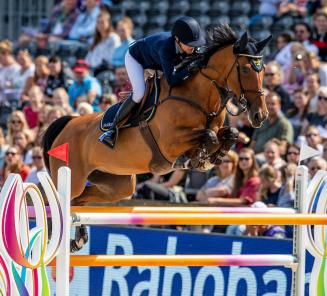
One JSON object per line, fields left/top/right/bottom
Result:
{"left": 241, "top": 66, "right": 250, "bottom": 74}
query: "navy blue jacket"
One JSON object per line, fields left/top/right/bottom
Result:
{"left": 129, "top": 32, "right": 191, "bottom": 87}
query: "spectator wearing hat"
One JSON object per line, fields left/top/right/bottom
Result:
{"left": 69, "top": 0, "right": 100, "bottom": 44}
{"left": 86, "top": 10, "right": 120, "bottom": 70}
{"left": 68, "top": 59, "right": 102, "bottom": 110}
{"left": 111, "top": 17, "right": 135, "bottom": 68}
{"left": 0, "top": 40, "right": 21, "bottom": 102}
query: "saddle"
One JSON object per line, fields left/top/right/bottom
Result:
{"left": 100, "top": 72, "right": 161, "bottom": 131}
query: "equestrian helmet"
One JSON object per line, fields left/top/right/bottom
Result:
{"left": 171, "top": 16, "right": 206, "bottom": 47}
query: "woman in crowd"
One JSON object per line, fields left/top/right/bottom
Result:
{"left": 26, "top": 146, "right": 47, "bottom": 184}
{"left": 305, "top": 87, "right": 327, "bottom": 129}
{"left": 305, "top": 73, "right": 320, "bottom": 112}
{"left": 286, "top": 143, "right": 301, "bottom": 164}
{"left": 77, "top": 102, "right": 94, "bottom": 116}
{"left": 308, "top": 156, "right": 327, "bottom": 178}
{"left": 12, "top": 131, "right": 33, "bottom": 166}
{"left": 0, "top": 128, "right": 8, "bottom": 171}
{"left": 6, "top": 111, "right": 33, "bottom": 145}
{"left": 196, "top": 150, "right": 238, "bottom": 204}
{"left": 16, "top": 49, "right": 35, "bottom": 97}
{"left": 52, "top": 87, "right": 73, "bottom": 114}
{"left": 86, "top": 10, "right": 120, "bottom": 70}
{"left": 261, "top": 139, "right": 286, "bottom": 170}
{"left": 22, "top": 55, "right": 49, "bottom": 100}
{"left": 23, "top": 85, "right": 44, "bottom": 130}
{"left": 0, "top": 145, "right": 30, "bottom": 186}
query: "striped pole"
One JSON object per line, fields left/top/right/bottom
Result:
{"left": 72, "top": 212, "right": 327, "bottom": 226}
{"left": 49, "top": 254, "right": 295, "bottom": 267}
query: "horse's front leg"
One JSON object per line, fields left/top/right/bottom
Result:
{"left": 210, "top": 126, "right": 239, "bottom": 164}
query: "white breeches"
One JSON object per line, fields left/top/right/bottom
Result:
{"left": 125, "top": 50, "right": 145, "bottom": 103}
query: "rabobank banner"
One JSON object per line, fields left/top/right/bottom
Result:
{"left": 47, "top": 226, "right": 313, "bottom": 296}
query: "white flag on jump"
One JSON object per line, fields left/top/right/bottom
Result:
{"left": 299, "top": 143, "right": 320, "bottom": 163}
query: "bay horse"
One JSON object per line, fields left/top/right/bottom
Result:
{"left": 43, "top": 25, "right": 270, "bottom": 250}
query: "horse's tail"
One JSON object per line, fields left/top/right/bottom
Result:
{"left": 42, "top": 115, "right": 74, "bottom": 171}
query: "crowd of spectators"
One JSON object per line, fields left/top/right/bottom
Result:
{"left": 1, "top": 0, "right": 327, "bottom": 240}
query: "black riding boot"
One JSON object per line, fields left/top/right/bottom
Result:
{"left": 99, "top": 95, "right": 137, "bottom": 148}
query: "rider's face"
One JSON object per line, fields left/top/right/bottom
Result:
{"left": 179, "top": 42, "right": 195, "bottom": 54}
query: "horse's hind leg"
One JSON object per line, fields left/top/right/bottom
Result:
{"left": 70, "top": 171, "right": 136, "bottom": 252}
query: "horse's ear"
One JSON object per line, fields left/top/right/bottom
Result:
{"left": 255, "top": 35, "right": 272, "bottom": 53}
{"left": 237, "top": 31, "right": 249, "bottom": 52}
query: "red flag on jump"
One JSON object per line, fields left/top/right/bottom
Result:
{"left": 47, "top": 143, "right": 69, "bottom": 166}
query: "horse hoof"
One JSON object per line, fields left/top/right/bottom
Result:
{"left": 70, "top": 239, "right": 83, "bottom": 253}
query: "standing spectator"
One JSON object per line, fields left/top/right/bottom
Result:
{"left": 264, "top": 61, "right": 292, "bottom": 112}
{"left": 39, "top": 0, "right": 79, "bottom": 42}
{"left": 305, "top": 73, "right": 320, "bottom": 112}
{"left": 286, "top": 143, "right": 301, "bottom": 164}
{"left": 311, "top": 12, "right": 327, "bottom": 61}
{"left": 69, "top": 0, "right": 100, "bottom": 44}
{"left": 113, "top": 65, "right": 132, "bottom": 100}
{"left": 53, "top": 87, "right": 73, "bottom": 114}
{"left": 286, "top": 88, "right": 310, "bottom": 139}
{"left": 0, "top": 40, "right": 21, "bottom": 102}
{"left": 23, "top": 86, "right": 44, "bottom": 130}
{"left": 44, "top": 56, "right": 69, "bottom": 99}
{"left": 22, "top": 56, "right": 49, "bottom": 100}
{"left": 0, "top": 145, "right": 30, "bottom": 186}
{"left": 26, "top": 147, "right": 47, "bottom": 184}
{"left": 196, "top": 150, "right": 238, "bottom": 204}
{"left": 68, "top": 59, "right": 102, "bottom": 110}
{"left": 111, "top": 17, "right": 135, "bottom": 67}
{"left": 16, "top": 50, "right": 35, "bottom": 97}
{"left": 250, "top": 92, "right": 294, "bottom": 154}
{"left": 85, "top": 10, "right": 120, "bottom": 70}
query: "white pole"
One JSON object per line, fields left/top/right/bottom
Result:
{"left": 293, "top": 165, "right": 308, "bottom": 296}
{"left": 56, "top": 167, "right": 71, "bottom": 296}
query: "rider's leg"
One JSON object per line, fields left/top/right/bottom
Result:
{"left": 99, "top": 51, "right": 145, "bottom": 148}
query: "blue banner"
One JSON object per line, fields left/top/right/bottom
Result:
{"left": 47, "top": 226, "right": 313, "bottom": 296}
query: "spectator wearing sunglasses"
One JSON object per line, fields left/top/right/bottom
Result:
{"left": 26, "top": 147, "right": 47, "bottom": 184}
{"left": 286, "top": 143, "right": 301, "bottom": 164}
{"left": 303, "top": 125, "right": 323, "bottom": 154}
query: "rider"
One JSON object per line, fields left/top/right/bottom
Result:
{"left": 99, "top": 16, "right": 206, "bottom": 148}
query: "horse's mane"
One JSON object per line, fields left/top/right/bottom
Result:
{"left": 202, "top": 24, "right": 237, "bottom": 64}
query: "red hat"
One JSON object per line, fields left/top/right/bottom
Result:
{"left": 73, "top": 59, "right": 89, "bottom": 73}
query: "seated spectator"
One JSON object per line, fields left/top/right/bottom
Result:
{"left": 6, "top": 111, "right": 33, "bottom": 145}
{"left": 85, "top": 10, "right": 120, "bottom": 70}
{"left": 250, "top": 91, "right": 294, "bottom": 154}
{"left": 0, "top": 40, "right": 21, "bottom": 102}
{"left": 293, "top": 22, "right": 318, "bottom": 54}
{"left": 114, "top": 65, "right": 132, "bottom": 100}
{"left": 68, "top": 59, "right": 102, "bottom": 110}
{"left": 0, "top": 128, "right": 8, "bottom": 170}
{"left": 279, "top": 163, "right": 296, "bottom": 208}
{"left": 68, "top": 0, "right": 100, "bottom": 44}
{"left": 38, "top": 0, "right": 79, "bottom": 43}
{"left": 212, "top": 148, "right": 260, "bottom": 206}
{"left": 98, "top": 93, "right": 117, "bottom": 112}
{"left": 0, "top": 145, "right": 30, "bottom": 186}
{"left": 53, "top": 87, "right": 73, "bottom": 114}
{"left": 305, "top": 73, "right": 320, "bottom": 112}
{"left": 44, "top": 56, "right": 70, "bottom": 99}
{"left": 16, "top": 50, "right": 35, "bottom": 97}
{"left": 258, "top": 165, "right": 283, "bottom": 206}
{"left": 196, "top": 150, "right": 238, "bottom": 204}
{"left": 304, "top": 89, "right": 327, "bottom": 130}
{"left": 26, "top": 147, "right": 47, "bottom": 184}
{"left": 12, "top": 131, "right": 33, "bottom": 166}
{"left": 311, "top": 12, "right": 327, "bottom": 61}
{"left": 272, "top": 32, "right": 293, "bottom": 65}
{"left": 261, "top": 139, "right": 286, "bottom": 170}
{"left": 22, "top": 56, "right": 49, "bottom": 101}
{"left": 23, "top": 85, "right": 44, "bottom": 130}
{"left": 48, "top": 106, "right": 67, "bottom": 125}
{"left": 264, "top": 61, "right": 292, "bottom": 112}
{"left": 286, "top": 88, "right": 310, "bottom": 140}
{"left": 286, "top": 143, "right": 301, "bottom": 164}
{"left": 111, "top": 17, "right": 135, "bottom": 68}
{"left": 77, "top": 102, "right": 94, "bottom": 116}
{"left": 308, "top": 156, "right": 327, "bottom": 178}
{"left": 303, "top": 125, "right": 323, "bottom": 153}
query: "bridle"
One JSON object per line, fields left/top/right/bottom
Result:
{"left": 158, "top": 52, "right": 265, "bottom": 128}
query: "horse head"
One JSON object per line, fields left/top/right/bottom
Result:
{"left": 203, "top": 26, "right": 271, "bottom": 128}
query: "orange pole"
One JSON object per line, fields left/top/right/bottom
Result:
{"left": 49, "top": 254, "right": 295, "bottom": 267}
